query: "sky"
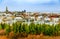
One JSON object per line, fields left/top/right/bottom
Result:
{"left": 0, "top": 0, "right": 60, "bottom": 12}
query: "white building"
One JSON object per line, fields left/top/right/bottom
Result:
{"left": 14, "top": 17, "right": 23, "bottom": 21}
{"left": 52, "top": 18, "right": 59, "bottom": 23}
{"left": 37, "top": 16, "right": 43, "bottom": 21}
{"left": 0, "top": 19, "right": 2, "bottom": 23}
{"left": 5, "top": 14, "right": 12, "bottom": 17}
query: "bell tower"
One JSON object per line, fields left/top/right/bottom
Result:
{"left": 6, "top": 6, "right": 8, "bottom": 14}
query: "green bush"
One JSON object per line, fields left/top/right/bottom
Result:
{"left": 1, "top": 23, "right": 5, "bottom": 29}
{"left": 42, "top": 24, "right": 55, "bottom": 36}
{"left": 1, "top": 22, "right": 60, "bottom": 36}
{"left": 18, "top": 22, "right": 22, "bottom": 33}
{"left": 29, "top": 22, "right": 36, "bottom": 34}
{"left": 54, "top": 23, "right": 60, "bottom": 36}
{"left": 22, "top": 23, "right": 29, "bottom": 34}
{"left": 12, "top": 23, "right": 18, "bottom": 34}
{"left": 5, "top": 24, "right": 11, "bottom": 35}
{"left": 35, "top": 24, "right": 41, "bottom": 35}
{"left": 0, "top": 24, "right": 2, "bottom": 30}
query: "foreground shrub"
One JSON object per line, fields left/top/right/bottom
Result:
{"left": 54, "top": 23, "right": 60, "bottom": 36}
{"left": 1, "top": 23, "right": 6, "bottom": 29}
{"left": 5, "top": 24, "right": 11, "bottom": 35}
{"left": 1, "top": 22, "right": 60, "bottom": 36}
{"left": 12, "top": 23, "right": 18, "bottom": 35}
{"left": 0, "top": 24, "right": 2, "bottom": 30}
{"left": 22, "top": 23, "right": 29, "bottom": 34}
{"left": 35, "top": 24, "right": 41, "bottom": 35}
{"left": 29, "top": 22, "right": 36, "bottom": 34}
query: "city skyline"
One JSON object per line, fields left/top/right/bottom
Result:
{"left": 0, "top": 0, "right": 60, "bottom": 12}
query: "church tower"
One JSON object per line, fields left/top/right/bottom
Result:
{"left": 6, "top": 6, "right": 8, "bottom": 14}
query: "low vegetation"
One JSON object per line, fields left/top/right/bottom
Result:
{"left": 0, "top": 22, "right": 60, "bottom": 39}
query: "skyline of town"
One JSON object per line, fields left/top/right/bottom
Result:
{"left": 0, "top": 0, "right": 60, "bottom": 12}
{"left": 0, "top": 6, "right": 60, "bottom": 13}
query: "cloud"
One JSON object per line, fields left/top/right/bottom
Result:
{"left": 1, "top": 0, "right": 59, "bottom": 5}
{"left": 11, "top": 0, "right": 59, "bottom": 4}
{"left": 25, "top": 0, "right": 51, "bottom": 3}
{"left": 25, "top": 0, "right": 59, "bottom": 4}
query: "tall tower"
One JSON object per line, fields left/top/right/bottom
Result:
{"left": 6, "top": 6, "right": 8, "bottom": 14}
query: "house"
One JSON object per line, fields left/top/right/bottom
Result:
{"left": 52, "top": 18, "right": 59, "bottom": 23}
{"left": 0, "top": 19, "right": 2, "bottom": 23}
{"left": 6, "top": 17, "right": 12, "bottom": 20}
{"left": 30, "top": 16, "right": 35, "bottom": 20}
{"left": 37, "top": 16, "right": 43, "bottom": 21}
{"left": 44, "top": 17, "right": 50, "bottom": 23}
{"left": 5, "top": 13, "right": 12, "bottom": 17}
{"left": 14, "top": 17, "right": 23, "bottom": 21}
{"left": 49, "top": 14, "right": 60, "bottom": 22}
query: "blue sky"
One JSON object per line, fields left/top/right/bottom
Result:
{"left": 0, "top": 0, "right": 60, "bottom": 12}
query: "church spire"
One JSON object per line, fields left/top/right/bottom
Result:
{"left": 6, "top": 6, "right": 8, "bottom": 14}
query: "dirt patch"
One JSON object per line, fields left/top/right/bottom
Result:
{"left": 18, "top": 34, "right": 60, "bottom": 39}
{"left": 0, "top": 36, "right": 9, "bottom": 39}
{"left": 0, "top": 34, "right": 60, "bottom": 39}
{"left": 0, "top": 30, "right": 5, "bottom": 35}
